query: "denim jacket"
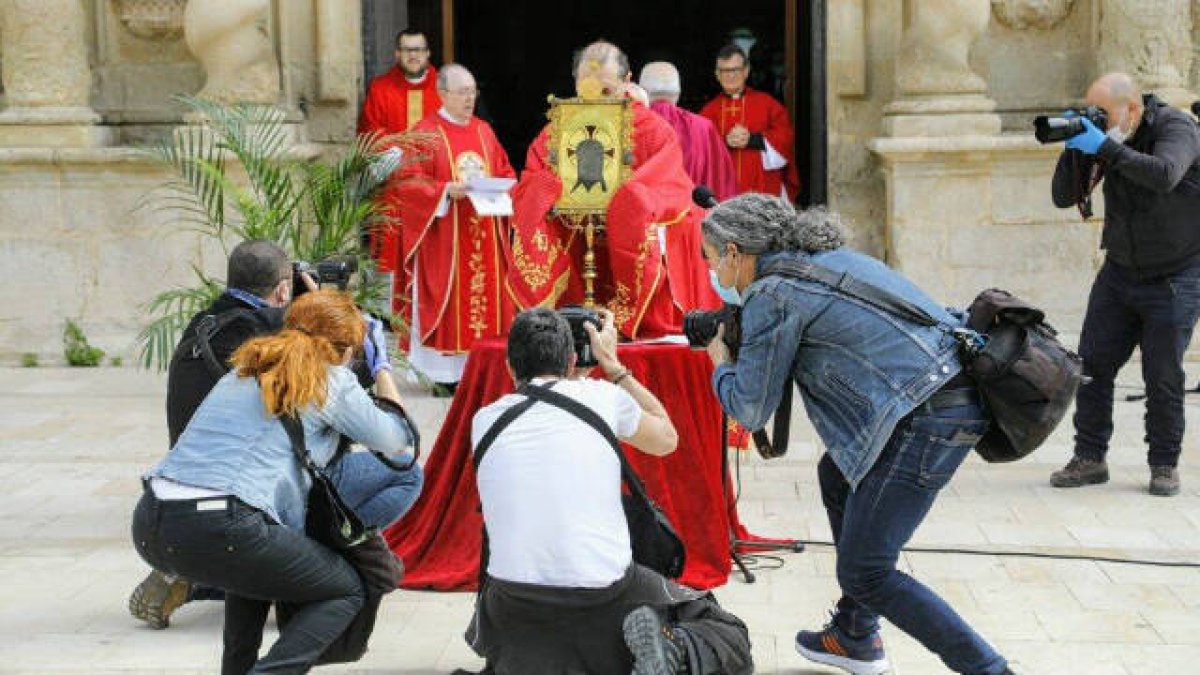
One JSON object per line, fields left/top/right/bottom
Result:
{"left": 148, "top": 366, "right": 413, "bottom": 529}
{"left": 713, "top": 249, "right": 966, "bottom": 489}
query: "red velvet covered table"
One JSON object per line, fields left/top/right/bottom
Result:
{"left": 385, "top": 337, "right": 775, "bottom": 591}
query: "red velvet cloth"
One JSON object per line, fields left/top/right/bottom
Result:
{"left": 386, "top": 338, "right": 772, "bottom": 591}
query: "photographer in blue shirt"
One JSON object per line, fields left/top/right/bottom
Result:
{"left": 701, "top": 194, "right": 1012, "bottom": 675}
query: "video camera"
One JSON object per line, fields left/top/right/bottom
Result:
{"left": 1034, "top": 105, "right": 1109, "bottom": 144}
{"left": 558, "top": 305, "right": 602, "bottom": 368}
{"left": 293, "top": 255, "right": 358, "bottom": 297}
{"left": 683, "top": 304, "right": 742, "bottom": 360}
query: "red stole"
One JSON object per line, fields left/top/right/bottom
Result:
{"left": 699, "top": 87, "right": 800, "bottom": 200}
{"left": 649, "top": 100, "right": 738, "bottom": 201}
{"left": 393, "top": 114, "right": 516, "bottom": 353}
{"left": 507, "top": 103, "right": 721, "bottom": 338}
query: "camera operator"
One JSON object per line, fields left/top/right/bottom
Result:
{"left": 1049, "top": 72, "right": 1200, "bottom": 497}
{"left": 131, "top": 290, "right": 418, "bottom": 673}
{"left": 464, "top": 308, "right": 753, "bottom": 675}
{"left": 701, "top": 194, "right": 1013, "bottom": 675}
{"left": 129, "top": 241, "right": 424, "bottom": 647}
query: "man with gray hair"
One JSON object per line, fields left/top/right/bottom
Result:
{"left": 391, "top": 62, "right": 516, "bottom": 388}
{"left": 640, "top": 61, "right": 737, "bottom": 201}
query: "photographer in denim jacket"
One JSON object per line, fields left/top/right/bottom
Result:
{"left": 1049, "top": 72, "right": 1200, "bottom": 497}
{"left": 701, "top": 194, "right": 1013, "bottom": 675}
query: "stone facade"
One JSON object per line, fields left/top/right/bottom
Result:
{"left": 2, "top": 0, "right": 1200, "bottom": 362}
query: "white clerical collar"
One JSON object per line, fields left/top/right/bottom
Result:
{"left": 438, "top": 108, "right": 470, "bottom": 127}
{"left": 405, "top": 70, "right": 429, "bottom": 85}
{"left": 726, "top": 90, "right": 745, "bottom": 100}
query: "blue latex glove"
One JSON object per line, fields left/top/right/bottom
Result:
{"left": 1065, "top": 117, "right": 1106, "bottom": 155}
{"left": 362, "top": 316, "right": 392, "bottom": 377}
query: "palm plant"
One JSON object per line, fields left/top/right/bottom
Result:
{"left": 136, "top": 95, "right": 429, "bottom": 374}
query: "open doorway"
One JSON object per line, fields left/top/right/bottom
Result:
{"left": 365, "top": 0, "right": 825, "bottom": 205}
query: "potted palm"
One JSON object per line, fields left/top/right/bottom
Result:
{"left": 136, "top": 95, "right": 429, "bottom": 377}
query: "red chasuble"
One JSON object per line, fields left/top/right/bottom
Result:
{"left": 700, "top": 87, "right": 800, "bottom": 200}
{"left": 393, "top": 114, "right": 516, "bottom": 354}
{"left": 507, "top": 102, "right": 721, "bottom": 339}
{"left": 649, "top": 100, "right": 738, "bottom": 201}
{"left": 358, "top": 66, "right": 442, "bottom": 313}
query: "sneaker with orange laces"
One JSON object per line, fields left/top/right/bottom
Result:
{"left": 795, "top": 615, "right": 890, "bottom": 675}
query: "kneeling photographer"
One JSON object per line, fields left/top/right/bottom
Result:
{"left": 700, "top": 194, "right": 1012, "bottom": 675}
{"left": 131, "top": 290, "right": 419, "bottom": 673}
{"left": 1043, "top": 72, "right": 1200, "bottom": 496}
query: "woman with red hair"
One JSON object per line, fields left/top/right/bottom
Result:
{"left": 131, "top": 291, "right": 418, "bottom": 673}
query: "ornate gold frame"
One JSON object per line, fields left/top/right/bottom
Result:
{"left": 546, "top": 96, "right": 634, "bottom": 216}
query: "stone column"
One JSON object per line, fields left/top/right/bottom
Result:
{"left": 0, "top": 0, "right": 112, "bottom": 147}
{"left": 1099, "top": 0, "right": 1195, "bottom": 108}
{"left": 183, "top": 0, "right": 281, "bottom": 105}
{"left": 883, "top": 0, "right": 1001, "bottom": 136}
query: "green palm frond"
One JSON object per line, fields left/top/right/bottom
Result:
{"left": 135, "top": 272, "right": 223, "bottom": 371}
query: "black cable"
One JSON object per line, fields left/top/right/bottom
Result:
{"left": 791, "top": 539, "right": 1200, "bottom": 568}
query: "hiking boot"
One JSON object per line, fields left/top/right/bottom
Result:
{"left": 1050, "top": 457, "right": 1109, "bottom": 488}
{"left": 623, "top": 605, "right": 688, "bottom": 675}
{"left": 1149, "top": 466, "right": 1180, "bottom": 497}
{"left": 795, "top": 617, "right": 889, "bottom": 675}
{"left": 128, "top": 570, "right": 191, "bottom": 629}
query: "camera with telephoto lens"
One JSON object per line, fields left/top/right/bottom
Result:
{"left": 683, "top": 304, "right": 743, "bottom": 359}
{"left": 292, "top": 255, "right": 358, "bottom": 297}
{"left": 1034, "top": 105, "right": 1109, "bottom": 144}
{"left": 558, "top": 305, "right": 602, "bottom": 368}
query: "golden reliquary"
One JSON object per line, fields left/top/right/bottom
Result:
{"left": 545, "top": 96, "right": 635, "bottom": 306}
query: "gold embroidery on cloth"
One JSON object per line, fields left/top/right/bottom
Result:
{"left": 406, "top": 90, "right": 424, "bottom": 131}
{"left": 467, "top": 215, "right": 488, "bottom": 338}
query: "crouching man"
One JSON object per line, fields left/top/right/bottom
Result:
{"left": 463, "top": 308, "right": 754, "bottom": 675}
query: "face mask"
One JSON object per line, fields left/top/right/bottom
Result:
{"left": 709, "top": 255, "right": 743, "bottom": 306}
{"left": 1107, "top": 110, "right": 1130, "bottom": 144}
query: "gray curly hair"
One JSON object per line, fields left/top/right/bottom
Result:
{"left": 701, "top": 193, "right": 846, "bottom": 255}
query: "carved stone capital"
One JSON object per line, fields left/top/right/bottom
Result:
{"left": 114, "top": 0, "right": 187, "bottom": 41}
{"left": 1099, "top": 0, "right": 1195, "bottom": 107}
{"left": 183, "top": 0, "right": 281, "bottom": 105}
{"left": 990, "top": 0, "right": 1076, "bottom": 30}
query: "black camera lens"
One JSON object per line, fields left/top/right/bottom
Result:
{"left": 683, "top": 305, "right": 742, "bottom": 358}
{"left": 557, "top": 305, "right": 601, "bottom": 368}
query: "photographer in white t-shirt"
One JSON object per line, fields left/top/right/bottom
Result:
{"left": 463, "top": 307, "right": 753, "bottom": 675}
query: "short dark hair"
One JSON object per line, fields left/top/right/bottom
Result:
{"left": 716, "top": 44, "right": 747, "bottom": 64}
{"left": 507, "top": 308, "right": 573, "bottom": 383}
{"left": 396, "top": 28, "right": 428, "bottom": 49}
{"left": 227, "top": 240, "right": 290, "bottom": 298}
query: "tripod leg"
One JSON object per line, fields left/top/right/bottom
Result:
{"left": 730, "top": 543, "right": 756, "bottom": 584}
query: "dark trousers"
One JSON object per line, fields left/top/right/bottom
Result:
{"left": 819, "top": 395, "right": 1007, "bottom": 675}
{"left": 1073, "top": 260, "right": 1200, "bottom": 467}
{"left": 131, "top": 490, "right": 364, "bottom": 674}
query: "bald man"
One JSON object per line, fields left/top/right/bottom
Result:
{"left": 1050, "top": 72, "right": 1200, "bottom": 497}
{"left": 639, "top": 61, "right": 737, "bottom": 201}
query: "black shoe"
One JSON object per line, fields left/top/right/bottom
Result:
{"left": 1050, "top": 456, "right": 1109, "bottom": 488}
{"left": 623, "top": 606, "right": 688, "bottom": 675}
{"left": 1149, "top": 466, "right": 1180, "bottom": 496}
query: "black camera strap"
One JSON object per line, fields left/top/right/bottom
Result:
{"left": 189, "top": 308, "right": 258, "bottom": 379}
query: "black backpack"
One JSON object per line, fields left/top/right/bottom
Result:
{"left": 762, "top": 259, "right": 1086, "bottom": 463}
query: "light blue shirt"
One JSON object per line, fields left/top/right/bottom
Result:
{"left": 148, "top": 366, "right": 413, "bottom": 529}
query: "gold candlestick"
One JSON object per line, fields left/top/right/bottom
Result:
{"left": 583, "top": 214, "right": 598, "bottom": 308}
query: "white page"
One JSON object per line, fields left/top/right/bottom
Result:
{"left": 467, "top": 190, "right": 514, "bottom": 216}
{"left": 466, "top": 176, "right": 516, "bottom": 192}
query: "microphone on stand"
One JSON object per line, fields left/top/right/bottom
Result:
{"left": 692, "top": 185, "right": 719, "bottom": 209}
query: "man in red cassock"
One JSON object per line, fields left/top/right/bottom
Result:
{"left": 639, "top": 61, "right": 737, "bottom": 202}
{"left": 359, "top": 28, "right": 442, "bottom": 324}
{"left": 392, "top": 64, "right": 516, "bottom": 385}
{"left": 700, "top": 44, "right": 800, "bottom": 201}
{"left": 507, "top": 41, "right": 721, "bottom": 339}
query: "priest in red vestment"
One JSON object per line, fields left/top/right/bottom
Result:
{"left": 392, "top": 64, "right": 516, "bottom": 384}
{"left": 507, "top": 41, "right": 721, "bottom": 339}
{"left": 358, "top": 29, "right": 442, "bottom": 325}
{"left": 639, "top": 61, "right": 737, "bottom": 201}
{"left": 700, "top": 44, "right": 800, "bottom": 201}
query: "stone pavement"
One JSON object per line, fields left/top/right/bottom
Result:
{"left": 3, "top": 364, "right": 1200, "bottom": 674}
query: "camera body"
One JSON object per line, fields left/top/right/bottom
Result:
{"left": 293, "top": 255, "right": 358, "bottom": 297}
{"left": 1034, "top": 105, "right": 1109, "bottom": 144}
{"left": 558, "top": 305, "right": 602, "bottom": 368}
{"left": 683, "top": 304, "right": 742, "bottom": 359}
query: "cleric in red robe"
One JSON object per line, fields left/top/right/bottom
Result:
{"left": 700, "top": 44, "right": 800, "bottom": 201}
{"left": 507, "top": 41, "right": 721, "bottom": 339}
{"left": 358, "top": 29, "right": 442, "bottom": 322}
{"left": 392, "top": 64, "right": 516, "bottom": 384}
{"left": 638, "top": 61, "right": 737, "bottom": 202}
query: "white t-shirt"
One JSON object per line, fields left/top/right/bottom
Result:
{"left": 472, "top": 377, "right": 643, "bottom": 588}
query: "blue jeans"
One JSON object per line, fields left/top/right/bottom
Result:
{"left": 328, "top": 451, "right": 424, "bottom": 529}
{"left": 1073, "top": 260, "right": 1200, "bottom": 467}
{"left": 818, "top": 395, "right": 1007, "bottom": 675}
